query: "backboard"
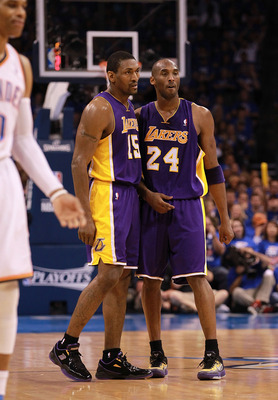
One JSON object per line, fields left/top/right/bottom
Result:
{"left": 35, "top": 0, "right": 188, "bottom": 83}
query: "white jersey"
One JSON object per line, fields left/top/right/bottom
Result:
{"left": 0, "top": 43, "right": 25, "bottom": 160}
{"left": 0, "top": 44, "right": 32, "bottom": 282}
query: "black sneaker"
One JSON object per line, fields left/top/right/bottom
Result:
{"left": 149, "top": 351, "right": 168, "bottom": 378}
{"left": 95, "top": 351, "right": 153, "bottom": 379}
{"left": 197, "top": 351, "right": 226, "bottom": 380}
{"left": 49, "top": 341, "right": 92, "bottom": 381}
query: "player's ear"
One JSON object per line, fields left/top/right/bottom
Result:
{"left": 107, "top": 71, "right": 115, "bottom": 83}
{"left": 150, "top": 75, "right": 155, "bottom": 86}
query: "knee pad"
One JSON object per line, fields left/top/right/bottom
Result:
{"left": 0, "top": 281, "right": 19, "bottom": 354}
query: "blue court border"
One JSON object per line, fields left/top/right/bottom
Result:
{"left": 18, "top": 313, "right": 278, "bottom": 333}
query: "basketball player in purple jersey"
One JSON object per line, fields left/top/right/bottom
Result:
{"left": 0, "top": 1, "right": 87, "bottom": 398}
{"left": 136, "top": 59, "right": 234, "bottom": 380}
{"left": 50, "top": 51, "right": 152, "bottom": 381}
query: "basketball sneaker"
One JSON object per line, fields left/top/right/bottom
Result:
{"left": 49, "top": 341, "right": 92, "bottom": 381}
{"left": 247, "top": 300, "right": 262, "bottom": 315}
{"left": 197, "top": 351, "right": 226, "bottom": 380}
{"left": 149, "top": 351, "right": 168, "bottom": 378}
{"left": 95, "top": 351, "right": 153, "bottom": 379}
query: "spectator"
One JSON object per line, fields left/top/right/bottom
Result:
{"left": 267, "top": 195, "right": 278, "bottom": 222}
{"left": 226, "top": 187, "right": 237, "bottom": 215}
{"left": 161, "top": 281, "right": 229, "bottom": 314}
{"left": 252, "top": 212, "right": 268, "bottom": 244}
{"left": 257, "top": 220, "right": 278, "bottom": 268}
{"left": 237, "top": 191, "right": 249, "bottom": 211}
{"left": 245, "top": 192, "right": 266, "bottom": 235}
{"left": 225, "top": 219, "right": 275, "bottom": 313}
{"left": 229, "top": 203, "right": 248, "bottom": 226}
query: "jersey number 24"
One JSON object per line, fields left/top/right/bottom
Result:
{"left": 147, "top": 146, "right": 179, "bottom": 173}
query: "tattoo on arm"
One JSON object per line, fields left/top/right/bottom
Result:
{"left": 80, "top": 129, "right": 98, "bottom": 142}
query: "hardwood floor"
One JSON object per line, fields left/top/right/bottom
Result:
{"left": 7, "top": 326, "right": 278, "bottom": 399}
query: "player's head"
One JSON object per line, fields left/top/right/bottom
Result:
{"left": 107, "top": 51, "right": 136, "bottom": 73}
{"left": 0, "top": 0, "right": 27, "bottom": 39}
{"left": 106, "top": 51, "right": 140, "bottom": 96}
{"left": 150, "top": 58, "right": 180, "bottom": 100}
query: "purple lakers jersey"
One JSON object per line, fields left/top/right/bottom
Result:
{"left": 88, "top": 91, "right": 142, "bottom": 185}
{"left": 139, "top": 99, "right": 208, "bottom": 199}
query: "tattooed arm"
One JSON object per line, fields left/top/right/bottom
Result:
{"left": 71, "top": 96, "right": 114, "bottom": 245}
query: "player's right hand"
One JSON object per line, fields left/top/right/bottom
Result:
{"left": 77, "top": 217, "right": 96, "bottom": 246}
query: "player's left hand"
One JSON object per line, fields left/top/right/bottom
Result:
{"left": 52, "top": 193, "right": 87, "bottom": 228}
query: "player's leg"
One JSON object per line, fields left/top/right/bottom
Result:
{"left": 141, "top": 277, "right": 168, "bottom": 378}
{"left": 141, "top": 277, "right": 162, "bottom": 342}
{"left": 187, "top": 276, "right": 217, "bottom": 338}
{"left": 0, "top": 162, "right": 32, "bottom": 399}
{"left": 49, "top": 260, "right": 124, "bottom": 381}
{"left": 96, "top": 269, "right": 151, "bottom": 380}
{"left": 95, "top": 186, "right": 152, "bottom": 379}
{"left": 138, "top": 202, "right": 169, "bottom": 378}
{"left": 0, "top": 281, "right": 19, "bottom": 400}
{"left": 170, "top": 198, "right": 225, "bottom": 380}
{"left": 103, "top": 269, "right": 131, "bottom": 350}
{"left": 187, "top": 276, "right": 225, "bottom": 380}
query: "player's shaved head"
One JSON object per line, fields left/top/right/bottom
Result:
{"left": 151, "top": 59, "right": 179, "bottom": 77}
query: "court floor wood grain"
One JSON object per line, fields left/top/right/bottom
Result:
{"left": 7, "top": 328, "right": 278, "bottom": 399}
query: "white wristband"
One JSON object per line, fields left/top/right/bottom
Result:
{"left": 50, "top": 189, "right": 68, "bottom": 203}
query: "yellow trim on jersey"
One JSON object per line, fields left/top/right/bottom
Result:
{"left": 200, "top": 197, "right": 207, "bottom": 275}
{"left": 154, "top": 98, "right": 181, "bottom": 123}
{"left": 196, "top": 146, "right": 208, "bottom": 197}
{"left": 89, "top": 135, "right": 115, "bottom": 181}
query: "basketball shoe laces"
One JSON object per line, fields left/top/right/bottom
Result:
{"left": 150, "top": 352, "right": 166, "bottom": 367}
{"left": 120, "top": 352, "right": 142, "bottom": 372}
{"left": 68, "top": 347, "right": 88, "bottom": 372}
{"left": 198, "top": 352, "right": 218, "bottom": 369}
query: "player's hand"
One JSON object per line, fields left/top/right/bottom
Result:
{"left": 219, "top": 220, "right": 234, "bottom": 245}
{"left": 145, "top": 191, "right": 175, "bottom": 214}
{"left": 77, "top": 217, "right": 96, "bottom": 246}
{"left": 52, "top": 193, "right": 86, "bottom": 229}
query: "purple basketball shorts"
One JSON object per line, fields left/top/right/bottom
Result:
{"left": 137, "top": 197, "right": 207, "bottom": 283}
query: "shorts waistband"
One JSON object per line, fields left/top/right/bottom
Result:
{"left": 89, "top": 179, "right": 138, "bottom": 189}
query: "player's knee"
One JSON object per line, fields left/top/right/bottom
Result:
{"left": 187, "top": 275, "right": 208, "bottom": 291}
{"left": 98, "top": 266, "right": 124, "bottom": 290}
{"left": 120, "top": 269, "right": 132, "bottom": 282}
{"left": 232, "top": 287, "right": 244, "bottom": 302}
{"left": 0, "top": 281, "right": 19, "bottom": 354}
{"left": 143, "top": 277, "right": 162, "bottom": 291}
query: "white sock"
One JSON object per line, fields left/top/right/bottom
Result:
{"left": 0, "top": 371, "right": 9, "bottom": 396}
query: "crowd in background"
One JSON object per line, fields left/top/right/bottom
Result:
{"left": 13, "top": 0, "right": 278, "bottom": 314}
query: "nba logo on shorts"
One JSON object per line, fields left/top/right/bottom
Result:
{"left": 54, "top": 171, "right": 63, "bottom": 183}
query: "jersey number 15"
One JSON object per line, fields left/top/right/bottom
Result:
{"left": 127, "top": 134, "right": 141, "bottom": 159}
